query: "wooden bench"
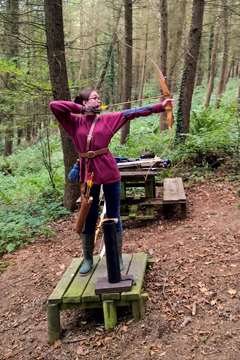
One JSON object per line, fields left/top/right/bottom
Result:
{"left": 46, "top": 253, "right": 150, "bottom": 345}
{"left": 163, "top": 177, "right": 186, "bottom": 219}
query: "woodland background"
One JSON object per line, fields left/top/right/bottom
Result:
{"left": 0, "top": 0, "right": 240, "bottom": 256}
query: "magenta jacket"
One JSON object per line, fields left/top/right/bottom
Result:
{"left": 50, "top": 101, "right": 165, "bottom": 184}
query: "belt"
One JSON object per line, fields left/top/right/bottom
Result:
{"left": 79, "top": 148, "right": 109, "bottom": 159}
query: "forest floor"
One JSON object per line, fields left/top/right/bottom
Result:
{"left": 1, "top": 177, "right": 240, "bottom": 360}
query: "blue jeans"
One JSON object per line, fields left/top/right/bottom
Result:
{"left": 83, "top": 180, "right": 122, "bottom": 234}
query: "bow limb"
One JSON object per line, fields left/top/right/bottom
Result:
{"left": 158, "top": 74, "right": 174, "bottom": 128}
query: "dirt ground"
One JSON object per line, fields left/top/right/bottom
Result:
{"left": 1, "top": 179, "right": 240, "bottom": 360}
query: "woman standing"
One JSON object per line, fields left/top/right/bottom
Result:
{"left": 50, "top": 89, "right": 174, "bottom": 276}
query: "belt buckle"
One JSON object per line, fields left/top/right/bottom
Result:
{"left": 87, "top": 151, "right": 95, "bottom": 158}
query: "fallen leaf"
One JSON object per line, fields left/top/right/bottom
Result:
{"left": 212, "top": 321, "right": 217, "bottom": 325}
{"left": 77, "top": 346, "right": 89, "bottom": 356}
{"left": 157, "top": 343, "right": 163, "bottom": 349}
{"left": 122, "top": 325, "right": 128, "bottom": 332}
{"left": 228, "top": 289, "right": 237, "bottom": 296}
{"left": 54, "top": 340, "right": 61, "bottom": 349}
{"left": 210, "top": 299, "right": 217, "bottom": 306}
{"left": 159, "top": 351, "right": 166, "bottom": 357}
{"left": 230, "top": 264, "right": 237, "bottom": 267}
{"left": 183, "top": 305, "right": 192, "bottom": 311}
{"left": 218, "top": 304, "right": 223, "bottom": 310}
{"left": 104, "top": 336, "right": 114, "bottom": 341}
{"left": 200, "top": 287, "right": 208, "bottom": 292}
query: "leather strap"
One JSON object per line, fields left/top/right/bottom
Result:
{"left": 81, "top": 114, "right": 100, "bottom": 188}
{"left": 79, "top": 148, "right": 109, "bottom": 158}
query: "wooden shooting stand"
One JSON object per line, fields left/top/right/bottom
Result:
{"left": 120, "top": 174, "right": 187, "bottom": 224}
{"left": 46, "top": 253, "right": 152, "bottom": 345}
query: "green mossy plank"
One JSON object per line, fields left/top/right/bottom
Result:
{"left": 121, "top": 253, "right": 148, "bottom": 301}
{"left": 60, "top": 301, "right": 103, "bottom": 310}
{"left": 101, "top": 293, "right": 120, "bottom": 300}
{"left": 48, "top": 258, "right": 83, "bottom": 304}
{"left": 82, "top": 256, "right": 108, "bottom": 302}
{"left": 129, "top": 194, "right": 140, "bottom": 219}
{"left": 100, "top": 254, "right": 132, "bottom": 301}
{"left": 122, "top": 254, "right": 132, "bottom": 275}
{"left": 121, "top": 215, "right": 154, "bottom": 221}
{"left": 62, "top": 256, "right": 100, "bottom": 304}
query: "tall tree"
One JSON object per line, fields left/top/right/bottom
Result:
{"left": 204, "top": 5, "right": 221, "bottom": 108}
{"left": 44, "top": 0, "right": 79, "bottom": 211}
{"left": 3, "top": 0, "right": 19, "bottom": 156}
{"left": 175, "top": 0, "right": 205, "bottom": 141}
{"left": 138, "top": 14, "right": 149, "bottom": 107}
{"left": 159, "top": 0, "right": 169, "bottom": 132}
{"left": 120, "top": 0, "right": 132, "bottom": 145}
{"left": 215, "top": 1, "right": 229, "bottom": 109}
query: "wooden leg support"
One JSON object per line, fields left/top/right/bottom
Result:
{"left": 145, "top": 180, "right": 154, "bottom": 227}
{"left": 132, "top": 295, "right": 145, "bottom": 322}
{"left": 103, "top": 300, "right": 117, "bottom": 329}
{"left": 46, "top": 302, "right": 61, "bottom": 345}
{"left": 181, "top": 203, "right": 186, "bottom": 220}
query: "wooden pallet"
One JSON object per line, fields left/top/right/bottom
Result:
{"left": 163, "top": 177, "right": 187, "bottom": 219}
{"left": 46, "top": 253, "right": 150, "bottom": 345}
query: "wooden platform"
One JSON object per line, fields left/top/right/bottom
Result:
{"left": 46, "top": 253, "right": 150, "bottom": 345}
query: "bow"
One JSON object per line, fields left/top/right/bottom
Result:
{"left": 116, "top": 33, "right": 174, "bottom": 128}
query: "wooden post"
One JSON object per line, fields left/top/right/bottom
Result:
{"left": 103, "top": 300, "right": 117, "bottom": 329}
{"left": 132, "top": 295, "right": 145, "bottom": 322}
{"left": 145, "top": 178, "right": 154, "bottom": 226}
{"left": 46, "top": 302, "right": 61, "bottom": 345}
{"left": 181, "top": 203, "right": 187, "bottom": 220}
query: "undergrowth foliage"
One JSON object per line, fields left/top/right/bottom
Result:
{"left": 0, "top": 78, "right": 239, "bottom": 256}
{"left": 0, "top": 137, "right": 69, "bottom": 256}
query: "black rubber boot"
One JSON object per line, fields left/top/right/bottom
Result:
{"left": 79, "top": 233, "right": 95, "bottom": 276}
{"left": 117, "top": 231, "right": 124, "bottom": 272}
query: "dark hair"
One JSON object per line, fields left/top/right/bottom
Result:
{"left": 74, "top": 88, "right": 94, "bottom": 105}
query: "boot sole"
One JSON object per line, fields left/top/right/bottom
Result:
{"left": 79, "top": 265, "right": 93, "bottom": 277}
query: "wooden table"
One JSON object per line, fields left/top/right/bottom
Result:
{"left": 120, "top": 174, "right": 187, "bottom": 222}
{"left": 120, "top": 170, "right": 158, "bottom": 226}
{"left": 46, "top": 253, "right": 151, "bottom": 345}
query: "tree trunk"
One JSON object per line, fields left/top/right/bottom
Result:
{"left": 215, "top": 2, "right": 229, "bottom": 109}
{"left": 175, "top": 0, "right": 205, "bottom": 140}
{"left": 204, "top": 6, "right": 221, "bottom": 107}
{"left": 120, "top": 0, "right": 132, "bottom": 145}
{"left": 167, "top": 0, "right": 187, "bottom": 93}
{"left": 159, "top": 0, "right": 169, "bottom": 132}
{"left": 96, "top": 5, "right": 123, "bottom": 92}
{"left": 138, "top": 13, "right": 149, "bottom": 107}
{"left": 4, "top": 0, "right": 20, "bottom": 157}
{"left": 44, "top": 0, "right": 79, "bottom": 211}
{"left": 235, "top": 61, "right": 239, "bottom": 77}
{"left": 195, "top": 41, "right": 204, "bottom": 86}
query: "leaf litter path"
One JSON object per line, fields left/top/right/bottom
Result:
{"left": 1, "top": 180, "right": 240, "bottom": 359}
